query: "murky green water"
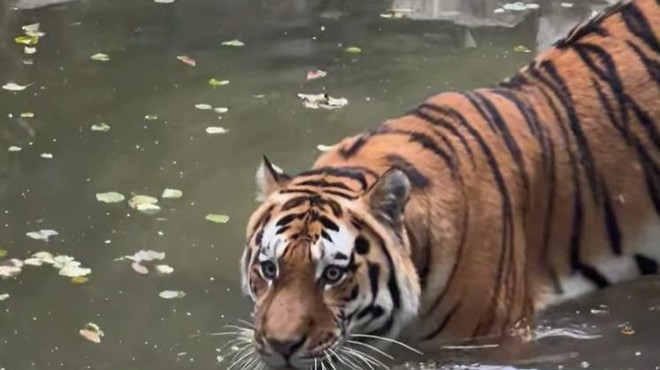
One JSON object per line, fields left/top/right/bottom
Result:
{"left": 1, "top": 0, "right": 658, "bottom": 369}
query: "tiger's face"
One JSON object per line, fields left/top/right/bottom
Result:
{"left": 239, "top": 158, "right": 421, "bottom": 369}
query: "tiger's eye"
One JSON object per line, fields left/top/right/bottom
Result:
{"left": 323, "top": 265, "right": 345, "bottom": 284}
{"left": 260, "top": 261, "right": 278, "bottom": 280}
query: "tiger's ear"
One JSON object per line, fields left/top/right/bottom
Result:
{"left": 255, "top": 156, "right": 290, "bottom": 202}
{"left": 363, "top": 168, "right": 410, "bottom": 227}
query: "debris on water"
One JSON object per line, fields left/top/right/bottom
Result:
{"left": 345, "top": 46, "right": 362, "bottom": 54}
{"left": 154, "top": 0, "right": 175, "bottom": 3}
{"left": 70, "top": 276, "right": 89, "bottom": 284}
{"left": 502, "top": 2, "right": 527, "bottom": 11}
{"left": 177, "top": 55, "right": 196, "bottom": 66}
{"left": 159, "top": 290, "right": 186, "bottom": 299}
{"left": 298, "top": 93, "right": 348, "bottom": 110}
{"left": 0, "top": 259, "right": 23, "bottom": 279}
{"left": 561, "top": 2, "right": 574, "bottom": 7}
{"left": 221, "top": 39, "right": 245, "bottom": 47}
{"left": 580, "top": 361, "right": 590, "bottom": 368}
{"left": 590, "top": 305, "right": 609, "bottom": 316}
{"left": 2, "top": 82, "right": 31, "bottom": 91}
{"left": 90, "top": 122, "right": 111, "bottom": 132}
{"left": 26, "top": 229, "right": 59, "bottom": 241}
{"left": 22, "top": 23, "right": 45, "bottom": 37}
{"left": 307, "top": 69, "right": 327, "bottom": 80}
{"left": 194, "top": 103, "right": 213, "bottom": 110}
{"left": 90, "top": 53, "right": 110, "bottom": 62}
{"left": 145, "top": 114, "right": 158, "bottom": 121}
{"left": 96, "top": 191, "right": 125, "bottom": 203}
{"left": 0, "top": 293, "right": 9, "bottom": 301}
{"left": 209, "top": 78, "right": 229, "bottom": 87}
{"left": 131, "top": 262, "right": 149, "bottom": 275}
{"left": 24, "top": 46, "right": 37, "bottom": 55}
{"left": 20, "top": 112, "right": 34, "bottom": 118}
{"left": 128, "top": 195, "right": 160, "bottom": 214}
{"left": 513, "top": 45, "right": 532, "bottom": 53}
{"left": 14, "top": 35, "right": 39, "bottom": 46}
{"left": 40, "top": 153, "right": 53, "bottom": 159}
{"left": 532, "top": 326, "right": 603, "bottom": 341}
{"left": 206, "top": 126, "right": 227, "bottom": 134}
{"left": 205, "top": 214, "right": 230, "bottom": 224}
{"left": 380, "top": 8, "right": 412, "bottom": 18}
{"left": 162, "top": 188, "right": 183, "bottom": 199}
{"left": 214, "top": 107, "right": 228, "bottom": 114}
{"left": 0, "top": 249, "right": 6, "bottom": 258}
{"left": 115, "top": 250, "right": 166, "bottom": 263}
{"left": 619, "top": 323, "right": 636, "bottom": 335}
{"left": 8, "top": 146, "right": 22, "bottom": 152}
{"left": 156, "top": 265, "right": 174, "bottom": 274}
{"left": 79, "top": 322, "right": 104, "bottom": 343}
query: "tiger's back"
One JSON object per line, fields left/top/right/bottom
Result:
{"left": 312, "top": 0, "right": 660, "bottom": 344}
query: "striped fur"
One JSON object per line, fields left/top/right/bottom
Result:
{"left": 240, "top": 0, "right": 660, "bottom": 367}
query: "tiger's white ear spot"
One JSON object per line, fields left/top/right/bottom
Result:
{"left": 255, "top": 156, "right": 289, "bottom": 202}
{"left": 364, "top": 168, "right": 410, "bottom": 227}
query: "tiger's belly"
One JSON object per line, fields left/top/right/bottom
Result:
{"left": 535, "top": 222, "right": 660, "bottom": 310}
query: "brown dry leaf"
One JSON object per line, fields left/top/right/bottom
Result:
{"left": 177, "top": 55, "right": 196, "bottom": 66}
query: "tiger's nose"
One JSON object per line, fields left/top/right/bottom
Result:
{"left": 268, "top": 336, "right": 306, "bottom": 359}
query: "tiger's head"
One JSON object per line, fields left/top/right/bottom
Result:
{"left": 240, "top": 157, "right": 421, "bottom": 369}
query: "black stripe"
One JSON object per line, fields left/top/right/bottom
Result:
{"left": 296, "top": 179, "right": 353, "bottom": 191}
{"left": 620, "top": 2, "right": 660, "bottom": 54}
{"left": 412, "top": 108, "right": 476, "bottom": 167}
{"left": 465, "top": 91, "right": 531, "bottom": 204}
{"left": 323, "top": 189, "right": 358, "bottom": 200}
{"left": 541, "top": 60, "right": 602, "bottom": 204}
{"left": 298, "top": 167, "right": 370, "bottom": 190}
{"left": 385, "top": 154, "right": 431, "bottom": 188}
{"left": 369, "top": 224, "right": 402, "bottom": 311}
{"left": 280, "top": 188, "right": 319, "bottom": 196}
{"left": 419, "top": 103, "right": 514, "bottom": 334}
{"left": 281, "top": 197, "right": 308, "bottom": 211}
{"left": 354, "top": 236, "right": 370, "bottom": 255}
{"left": 367, "top": 262, "right": 380, "bottom": 300}
{"left": 340, "top": 136, "right": 369, "bottom": 158}
{"left": 319, "top": 215, "right": 339, "bottom": 232}
{"left": 423, "top": 296, "right": 463, "bottom": 340}
{"left": 334, "top": 252, "right": 349, "bottom": 261}
{"left": 635, "top": 254, "right": 659, "bottom": 275}
{"left": 276, "top": 212, "right": 305, "bottom": 227}
{"left": 579, "top": 263, "right": 610, "bottom": 288}
{"left": 601, "top": 182, "right": 623, "bottom": 256}
{"left": 627, "top": 40, "right": 660, "bottom": 84}
{"left": 321, "top": 230, "right": 332, "bottom": 242}
{"left": 386, "top": 129, "right": 457, "bottom": 175}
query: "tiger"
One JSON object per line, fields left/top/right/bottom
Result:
{"left": 239, "top": 0, "right": 660, "bottom": 368}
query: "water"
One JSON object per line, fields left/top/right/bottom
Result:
{"left": 0, "top": 0, "right": 658, "bottom": 369}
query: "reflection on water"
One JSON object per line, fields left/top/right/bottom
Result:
{"left": 0, "top": 0, "right": 658, "bottom": 369}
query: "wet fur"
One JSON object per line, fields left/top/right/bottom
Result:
{"left": 241, "top": 0, "right": 660, "bottom": 363}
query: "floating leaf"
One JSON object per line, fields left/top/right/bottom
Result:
{"left": 96, "top": 192, "right": 125, "bottom": 203}
{"left": 221, "top": 39, "right": 245, "bottom": 47}
{"left": 90, "top": 122, "right": 111, "bottom": 132}
{"left": 213, "top": 107, "right": 229, "bottom": 113}
{"left": 205, "top": 214, "right": 230, "bottom": 224}
{"left": 206, "top": 126, "right": 227, "bottom": 134}
{"left": 24, "top": 46, "right": 37, "bottom": 55}
{"left": 80, "top": 323, "right": 104, "bottom": 343}
{"left": 194, "top": 103, "right": 213, "bottom": 110}
{"left": 115, "top": 250, "right": 166, "bottom": 263}
{"left": 59, "top": 265, "right": 91, "bottom": 278}
{"left": 136, "top": 203, "right": 161, "bottom": 215}
{"left": 8, "top": 146, "right": 22, "bottom": 152}
{"left": 159, "top": 290, "right": 186, "bottom": 299}
{"left": 298, "top": 93, "right": 348, "bottom": 110}
{"left": 2, "top": 82, "right": 30, "bottom": 91}
{"left": 502, "top": 2, "right": 527, "bottom": 11}
{"left": 40, "top": 153, "right": 53, "bottom": 159}
{"left": 162, "top": 188, "right": 183, "bottom": 199}
{"left": 0, "top": 259, "right": 22, "bottom": 279}
{"left": 345, "top": 46, "right": 362, "bottom": 54}
{"left": 307, "top": 69, "right": 328, "bottom": 80}
{"left": 71, "top": 276, "right": 89, "bottom": 284}
{"left": 561, "top": 2, "right": 574, "bottom": 7}
{"left": 156, "top": 265, "right": 174, "bottom": 274}
{"left": 128, "top": 195, "right": 158, "bottom": 209}
{"left": 525, "top": 3, "right": 540, "bottom": 9}
{"left": 0, "top": 293, "right": 9, "bottom": 301}
{"left": 144, "top": 114, "right": 158, "bottom": 121}
{"left": 22, "top": 23, "right": 45, "bottom": 37}
{"left": 513, "top": 45, "right": 532, "bottom": 53}
{"left": 0, "top": 249, "right": 7, "bottom": 258}
{"left": 209, "top": 78, "right": 229, "bottom": 87}
{"left": 20, "top": 112, "right": 34, "bottom": 118}
{"left": 14, "top": 35, "right": 39, "bottom": 46}
{"left": 154, "top": 0, "right": 175, "bottom": 3}
{"left": 131, "top": 262, "right": 149, "bottom": 275}
{"left": 26, "top": 229, "right": 59, "bottom": 241}
{"left": 176, "top": 55, "right": 196, "bottom": 66}
{"left": 23, "top": 258, "right": 44, "bottom": 266}
{"left": 90, "top": 53, "right": 110, "bottom": 62}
